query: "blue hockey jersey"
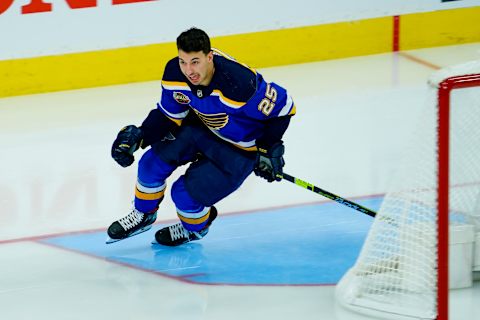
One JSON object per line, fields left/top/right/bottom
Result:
{"left": 157, "top": 49, "right": 296, "bottom": 151}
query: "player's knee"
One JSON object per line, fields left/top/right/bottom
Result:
{"left": 138, "top": 149, "right": 175, "bottom": 183}
{"left": 171, "top": 176, "right": 202, "bottom": 210}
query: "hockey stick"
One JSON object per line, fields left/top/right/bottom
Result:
{"left": 277, "top": 172, "right": 377, "bottom": 218}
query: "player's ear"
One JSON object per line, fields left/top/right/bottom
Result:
{"left": 207, "top": 51, "right": 213, "bottom": 62}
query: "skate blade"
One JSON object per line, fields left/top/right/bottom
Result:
{"left": 106, "top": 237, "right": 123, "bottom": 244}
{"left": 105, "top": 225, "right": 153, "bottom": 244}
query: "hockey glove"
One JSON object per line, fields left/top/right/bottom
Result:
{"left": 111, "top": 125, "right": 143, "bottom": 167}
{"left": 254, "top": 141, "right": 285, "bottom": 182}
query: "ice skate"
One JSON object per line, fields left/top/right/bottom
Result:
{"left": 153, "top": 207, "right": 217, "bottom": 246}
{"left": 106, "top": 208, "right": 157, "bottom": 244}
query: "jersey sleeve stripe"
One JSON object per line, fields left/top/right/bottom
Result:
{"left": 278, "top": 94, "right": 296, "bottom": 116}
{"left": 157, "top": 102, "right": 189, "bottom": 119}
{"left": 288, "top": 104, "right": 297, "bottom": 116}
{"left": 156, "top": 103, "right": 188, "bottom": 126}
{"left": 167, "top": 117, "right": 183, "bottom": 126}
{"left": 161, "top": 80, "right": 190, "bottom": 91}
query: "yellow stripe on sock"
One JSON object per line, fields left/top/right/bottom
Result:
{"left": 135, "top": 187, "right": 166, "bottom": 201}
{"left": 177, "top": 211, "right": 210, "bottom": 225}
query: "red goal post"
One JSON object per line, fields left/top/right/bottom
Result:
{"left": 436, "top": 67, "right": 480, "bottom": 320}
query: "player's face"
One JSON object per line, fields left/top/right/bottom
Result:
{"left": 178, "top": 50, "right": 214, "bottom": 86}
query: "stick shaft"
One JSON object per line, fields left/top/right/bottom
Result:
{"left": 278, "top": 172, "right": 377, "bottom": 218}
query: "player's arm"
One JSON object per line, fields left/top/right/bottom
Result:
{"left": 256, "top": 115, "right": 291, "bottom": 148}
{"left": 252, "top": 80, "right": 296, "bottom": 182}
{"left": 111, "top": 59, "right": 188, "bottom": 167}
{"left": 254, "top": 115, "right": 292, "bottom": 182}
{"left": 139, "top": 108, "right": 178, "bottom": 147}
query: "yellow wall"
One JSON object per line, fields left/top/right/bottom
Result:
{"left": 213, "top": 17, "right": 393, "bottom": 68}
{"left": 1, "top": 6, "right": 479, "bottom": 98}
{"left": 400, "top": 7, "right": 480, "bottom": 50}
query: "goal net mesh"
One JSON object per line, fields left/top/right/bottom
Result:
{"left": 335, "top": 60, "right": 480, "bottom": 320}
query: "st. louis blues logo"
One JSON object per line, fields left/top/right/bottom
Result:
{"left": 193, "top": 109, "right": 229, "bottom": 130}
{"left": 173, "top": 92, "right": 191, "bottom": 104}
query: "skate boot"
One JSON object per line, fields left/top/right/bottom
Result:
{"left": 154, "top": 206, "right": 217, "bottom": 246}
{"left": 106, "top": 208, "right": 157, "bottom": 244}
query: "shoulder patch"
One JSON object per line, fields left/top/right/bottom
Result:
{"left": 173, "top": 92, "right": 191, "bottom": 104}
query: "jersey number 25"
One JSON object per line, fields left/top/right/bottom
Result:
{"left": 258, "top": 83, "right": 277, "bottom": 116}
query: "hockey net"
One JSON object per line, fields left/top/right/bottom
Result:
{"left": 335, "top": 60, "right": 480, "bottom": 320}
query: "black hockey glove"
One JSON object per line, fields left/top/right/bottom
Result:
{"left": 111, "top": 125, "right": 143, "bottom": 167}
{"left": 254, "top": 141, "right": 285, "bottom": 182}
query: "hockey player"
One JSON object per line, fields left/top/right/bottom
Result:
{"left": 107, "top": 27, "right": 296, "bottom": 246}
